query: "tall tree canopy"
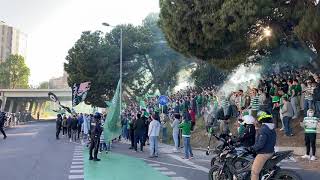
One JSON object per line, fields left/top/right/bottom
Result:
{"left": 65, "top": 14, "right": 189, "bottom": 107}
{"left": 159, "top": 0, "right": 320, "bottom": 69}
{"left": 191, "top": 63, "right": 227, "bottom": 88}
{"left": 0, "top": 54, "right": 30, "bottom": 89}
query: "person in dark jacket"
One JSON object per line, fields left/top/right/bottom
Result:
{"left": 238, "top": 115, "right": 256, "bottom": 147}
{"left": 313, "top": 83, "right": 320, "bottom": 118}
{"left": 77, "top": 113, "right": 84, "bottom": 139}
{"left": 89, "top": 113, "right": 103, "bottom": 161}
{"left": 133, "top": 113, "right": 146, "bottom": 152}
{"left": 67, "top": 115, "right": 72, "bottom": 141}
{"left": 56, "top": 114, "right": 62, "bottom": 140}
{"left": 249, "top": 111, "right": 276, "bottom": 180}
{"left": 71, "top": 115, "right": 78, "bottom": 142}
{"left": 0, "top": 112, "right": 7, "bottom": 139}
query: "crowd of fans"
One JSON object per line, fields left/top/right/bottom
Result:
{"left": 121, "top": 68, "right": 320, "bottom": 160}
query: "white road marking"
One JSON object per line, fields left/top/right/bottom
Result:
{"left": 280, "top": 166, "right": 302, "bottom": 170}
{"left": 71, "top": 165, "right": 84, "bottom": 169}
{"left": 142, "top": 158, "right": 198, "bottom": 170}
{"left": 154, "top": 167, "right": 169, "bottom": 171}
{"left": 168, "top": 154, "right": 210, "bottom": 173}
{"left": 73, "top": 156, "right": 83, "bottom": 158}
{"left": 148, "top": 163, "right": 161, "bottom": 167}
{"left": 172, "top": 177, "right": 187, "bottom": 180}
{"left": 161, "top": 171, "right": 177, "bottom": 176}
{"left": 72, "top": 162, "right": 84, "bottom": 165}
{"left": 70, "top": 170, "right": 84, "bottom": 173}
{"left": 68, "top": 175, "right": 84, "bottom": 179}
{"left": 72, "top": 158, "right": 83, "bottom": 161}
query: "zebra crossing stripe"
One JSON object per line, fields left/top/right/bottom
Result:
{"left": 68, "top": 146, "right": 84, "bottom": 180}
{"left": 71, "top": 165, "right": 83, "bottom": 169}
{"left": 148, "top": 163, "right": 161, "bottom": 167}
{"left": 72, "top": 158, "right": 83, "bottom": 161}
{"left": 161, "top": 171, "right": 177, "bottom": 176}
{"left": 154, "top": 167, "right": 169, "bottom": 171}
{"left": 70, "top": 170, "right": 84, "bottom": 173}
{"left": 72, "top": 162, "right": 84, "bottom": 165}
{"left": 68, "top": 175, "right": 84, "bottom": 179}
{"left": 171, "top": 177, "right": 187, "bottom": 180}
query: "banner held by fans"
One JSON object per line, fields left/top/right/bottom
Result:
{"left": 72, "top": 82, "right": 91, "bottom": 107}
{"left": 104, "top": 80, "right": 121, "bottom": 143}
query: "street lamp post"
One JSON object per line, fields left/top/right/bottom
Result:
{"left": 102, "top": 23, "right": 123, "bottom": 114}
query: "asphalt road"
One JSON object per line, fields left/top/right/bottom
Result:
{"left": 0, "top": 121, "right": 76, "bottom": 180}
{"left": 0, "top": 121, "right": 319, "bottom": 180}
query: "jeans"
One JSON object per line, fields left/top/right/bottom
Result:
{"left": 122, "top": 126, "right": 128, "bottom": 140}
{"left": 183, "top": 137, "right": 193, "bottom": 158}
{"left": 149, "top": 136, "right": 159, "bottom": 156}
{"left": 291, "top": 96, "right": 299, "bottom": 118}
{"left": 99, "top": 142, "right": 106, "bottom": 151}
{"left": 304, "top": 100, "right": 314, "bottom": 116}
{"left": 72, "top": 129, "right": 77, "bottom": 141}
{"left": 173, "top": 132, "right": 179, "bottom": 150}
{"left": 315, "top": 101, "right": 320, "bottom": 118}
{"left": 283, "top": 116, "right": 292, "bottom": 136}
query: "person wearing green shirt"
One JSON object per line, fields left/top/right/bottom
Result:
{"left": 270, "top": 93, "right": 280, "bottom": 127}
{"left": 179, "top": 119, "right": 193, "bottom": 159}
{"left": 302, "top": 109, "right": 319, "bottom": 161}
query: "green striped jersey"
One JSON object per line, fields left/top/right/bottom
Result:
{"left": 250, "top": 95, "right": 260, "bottom": 110}
{"left": 303, "top": 117, "right": 319, "bottom": 133}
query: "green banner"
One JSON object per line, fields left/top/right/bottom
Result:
{"left": 104, "top": 80, "right": 121, "bottom": 142}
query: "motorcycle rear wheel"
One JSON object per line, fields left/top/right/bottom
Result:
{"left": 208, "top": 165, "right": 232, "bottom": 180}
{"left": 273, "top": 169, "right": 302, "bottom": 180}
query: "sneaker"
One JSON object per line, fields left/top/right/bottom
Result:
{"left": 93, "top": 158, "right": 101, "bottom": 161}
{"left": 310, "top": 156, "right": 317, "bottom": 161}
{"left": 301, "top": 154, "right": 310, "bottom": 159}
{"left": 98, "top": 151, "right": 102, "bottom": 154}
{"left": 3, "top": 136, "right": 7, "bottom": 139}
{"left": 89, "top": 157, "right": 93, "bottom": 160}
{"left": 173, "top": 149, "right": 179, "bottom": 153}
{"left": 280, "top": 128, "right": 284, "bottom": 131}
{"left": 69, "top": 139, "right": 72, "bottom": 142}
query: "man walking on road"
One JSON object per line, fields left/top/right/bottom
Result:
{"left": 0, "top": 112, "right": 7, "bottom": 139}
{"left": 56, "top": 114, "right": 62, "bottom": 140}
{"left": 148, "top": 114, "right": 161, "bottom": 158}
{"left": 134, "top": 113, "right": 146, "bottom": 152}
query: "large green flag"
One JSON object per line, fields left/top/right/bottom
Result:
{"left": 104, "top": 80, "right": 121, "bottom": 143}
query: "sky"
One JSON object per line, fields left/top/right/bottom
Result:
{"left": 0, "top": 0, "right": 160, "bottom": 85}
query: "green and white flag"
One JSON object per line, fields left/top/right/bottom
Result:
{"left": 104, "top": 80, "right": 121, "bottom": 143}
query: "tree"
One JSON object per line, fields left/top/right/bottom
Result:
{"left": 65, "top": 25, "right": 154, "bottom": 107}
{"left": 159, "top": 0, "right": 319, "bottom": 69}
{"left": 65, "top": 31, "right": 119, "bottom": 107}
{"left": 191, "top": 63, "right": 227, "bottom": 88}
{"left": 38, "top": 81, "right": 49, "bottom": 89}
{"left": 141, "top": 13, "right": 190, "bottom": 94}
{"left": 0, "top": 54, "right": 30, "bottom": 89}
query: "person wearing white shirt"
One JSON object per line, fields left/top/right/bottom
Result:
{"left": 171, "top": 114, "right": 181, "bottom": 152}
{"left": 148, "top": 115, "right": 161, "bottom": 158}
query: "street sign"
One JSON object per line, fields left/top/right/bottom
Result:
{"left": 158, "top": 95, "right": 168, "bottom": 106}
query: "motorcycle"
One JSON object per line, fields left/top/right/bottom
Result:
{"left": 206, "top": 131, "right": 237, "bottom": 167}
{"left": 208, "top": 133, "right": 302, "bottom": 180}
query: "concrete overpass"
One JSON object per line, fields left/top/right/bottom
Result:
{"left": 0, "top": 89, "right": 72, "bottom": 114}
